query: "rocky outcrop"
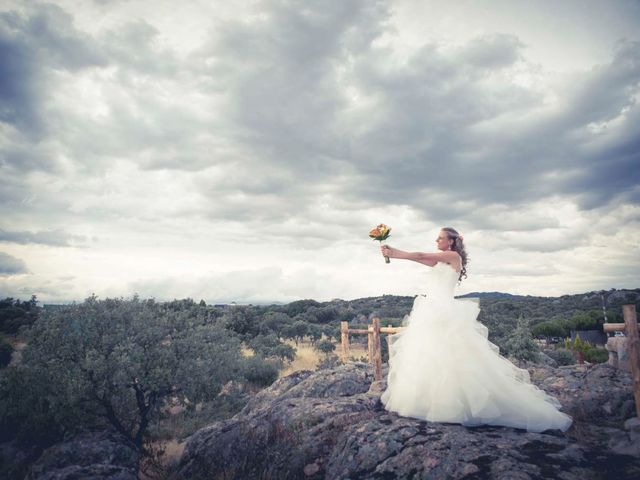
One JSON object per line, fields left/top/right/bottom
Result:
{"left": 177, "top": 362, "right": 640, "bottom": 480}
{"left": 25, "top": 431, "right": 138, "bottom": 480}
{"left": 0, "top": 438, "right": 42, "bottom": 480}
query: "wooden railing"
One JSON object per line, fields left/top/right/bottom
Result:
{"left": 340, "top": 317, "right": 405, "bottom": 382}
{"left": 603, "top": 304, "right": 640, "bottom": 417}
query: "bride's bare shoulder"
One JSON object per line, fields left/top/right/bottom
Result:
{"left": 444, "top": 250, "right": 461, "bottom": 261}
{"left": 442, "top": 251, "right": 462, "bottom": 272}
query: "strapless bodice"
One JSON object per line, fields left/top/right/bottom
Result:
{"left": 424, "top": 261, "right": 459, "bottom": 299}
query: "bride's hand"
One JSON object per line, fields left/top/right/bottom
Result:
{"left": 381, "top": 245, "right": 393, "bottom": 258}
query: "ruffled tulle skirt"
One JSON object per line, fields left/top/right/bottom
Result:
{"left": 380, "top": 295, "right": 573, "bottom": 433}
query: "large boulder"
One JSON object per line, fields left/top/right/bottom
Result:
{"left": 177, "top": 362, "right": 640, "bottom": 479}
{"left": 520, "top": 363, "right": 635, "bottom": 426}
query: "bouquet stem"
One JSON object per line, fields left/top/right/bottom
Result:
{"left": 381, "top": 241, "right": 390, "bottom": 264}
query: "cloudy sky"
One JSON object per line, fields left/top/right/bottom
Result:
{"left": 1, "top": 0, "right": 639, "bottom": 304}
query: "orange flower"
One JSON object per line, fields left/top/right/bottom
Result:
{"left": 369, "top": 224, "right": 390, "bottom": 240}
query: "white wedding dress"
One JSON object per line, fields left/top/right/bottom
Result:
{"left": 380, "top": 261, "right": 573, "bottom": 433}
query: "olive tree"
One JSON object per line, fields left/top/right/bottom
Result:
{"left": 17, "top": 295, "right": 247, "bottom": 452}
{"left": 315, "top": 339, "right": 336, "bottom": 355}
{"left": 248, "top": 333, "right": 296, "bottom": 363}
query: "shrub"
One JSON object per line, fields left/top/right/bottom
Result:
{"left": 564, "top": 334, "right": 592, "bottom": 353}
{"left": 567, "top": 310, "right": 604, "bottom": 331}
{"left": 315, "top": 339, "right": 336, "bottom": 355}
{"left": 316, "top": 353, "right": 341, "bottom": 370}
{"left": 532, "top": 320, "right": 568, "bottom": 338}
{"left": 546, "top": 348, "right": 575, "bottom": 366}
{"left": 272, "top": 343, "right": 296, "bottom": 363}
{"left": 0, "top": 366, "right": 70, "bottom": 445}
{"left": 584, "top": 347, "right": 609, "bottom": 364}
{"left": 0, "top": 338, "right": 13, "bottom": 367}
{"left": 0, "top": 296, "right": 39, "bottom": 335}
{"left": 502, "top": 316, "right": 540, "bottom": 361}
{"left": 242, "top": 356, "right": 279, "bottom": 387}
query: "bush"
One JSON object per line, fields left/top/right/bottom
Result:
{"left": 272, "top": 343, "right": 296, "bottom": 363}
{"left": 242, "top": 356, "right": 279, "bottom": 387}
{"left": 585, "top": 347, "right": 609, "bottom": 364}
{"left": 564, "top": 334, "right": 592, "bottom": 353}
{"left": 315, "top": 339, "right": 336, "bottom": 355}
{"left": 0, "top": 338, "right": 13, "bottom": 367}
{"left": 532, "top": 320, "right": 568, "bottom": 338}
{"left": 316, "top": 353, "right": 341, "bottom": 370}
{"left": 0, "top": 296, "right": 39, "bottom": 335}
{"left": 546, "top": 348, "right": 575, "bottom": 366}
{"left": 248, "top": 334, "right": 296, "bottom": 362}
{"left": 567, "top": 310, "right": 604, "bottom": 331}
{"left": 0, "top": 366, "right": 71, "bottom": 445}
{"left": 502, "top": 316, "right": 540, "bottom": 361}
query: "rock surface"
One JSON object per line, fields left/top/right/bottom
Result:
{"left": 25, "top": 431, "right": 138, "bottom": 480}
{"left": 0, "top": 439, "right": 42, "bottom": 480}
{"left": 177, "top": 362, "right": 640, "bottom": 480}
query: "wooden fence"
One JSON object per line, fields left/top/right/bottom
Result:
{"left": 603, "top": 304, "right": 640, "bottom": 417}
{"left": 340, "top": 317, "right": 405, "bottom": 382}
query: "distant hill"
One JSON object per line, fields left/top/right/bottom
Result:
{"left": 457, "top": 291, "right": 527, "bottom": 300}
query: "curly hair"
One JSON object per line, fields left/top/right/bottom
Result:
{"left": 441, "top": 227, "right": 468, "bottom": 283}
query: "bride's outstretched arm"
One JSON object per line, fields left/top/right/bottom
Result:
{"left": 381, "top": 245, "right": 456, "bottom": 266}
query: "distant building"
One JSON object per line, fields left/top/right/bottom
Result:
{"left": 571, "top": 330, "right": 607, "bottom": 346}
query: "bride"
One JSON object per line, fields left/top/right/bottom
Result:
{"left": 378, "top": 227, "right": 572, "bottom": 433}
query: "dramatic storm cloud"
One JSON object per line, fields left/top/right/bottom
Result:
{"left": 1, "top": 0, "right": 638, "bottom": 303}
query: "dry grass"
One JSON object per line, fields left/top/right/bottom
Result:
{"left": 279, "top": 339, "right": 320, "bottom": 377}
{"left": 161, "top": 439, "right": 186, "bottom": 461}
{"left": 278, "top": 338, "right": 370, "bottom": 378}
{"left": 240, "top": 344, "right": 255, "bottom": 357}
{"left": 241, "top": 337, "right": 369, "bottom": 378}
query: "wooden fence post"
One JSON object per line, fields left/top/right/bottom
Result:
{"left": 623, "top": 304, "right": 640, "bottom": 418}
{"left": 372, "top": 317, "right": 382, "bottom": 381}
{"left": 367, "top": 325, "right": 373, "bottom": 364}
{"left": 340, "top": 321, "right": 350, "bottom": 363}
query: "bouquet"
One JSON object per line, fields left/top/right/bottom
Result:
{"left": 369, "top": 223, "right": 392, "bottom": 263}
